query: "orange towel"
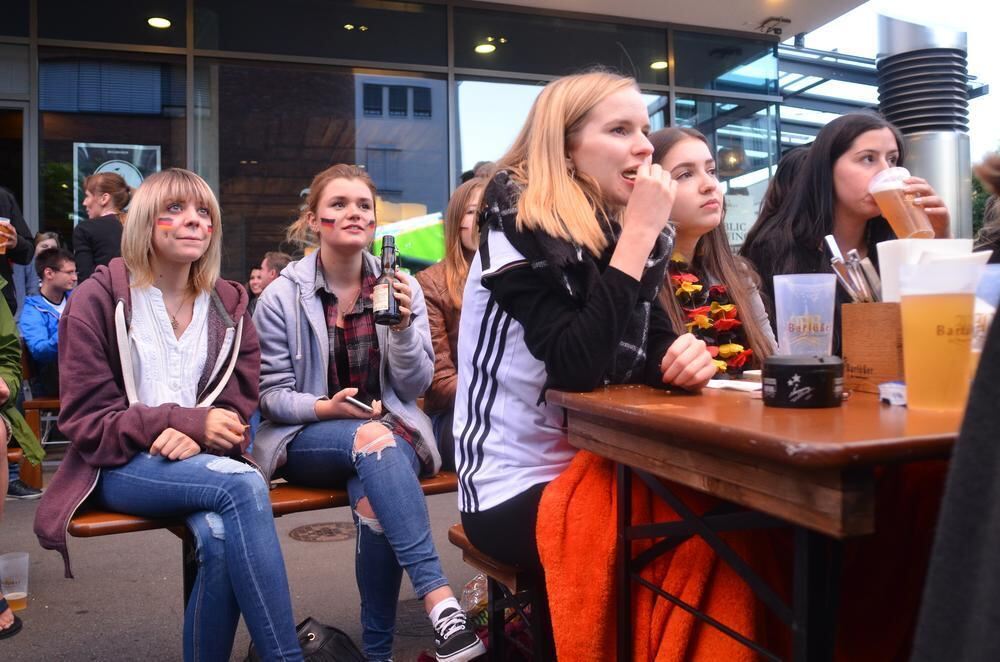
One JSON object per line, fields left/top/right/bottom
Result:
{"left": 537, "top": 451, "right": 764, "bottom": 661}
{"left": 536, "top": 450, "right": 946, "bottom": 662}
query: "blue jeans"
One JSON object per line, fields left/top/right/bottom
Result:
{"left": 95, "top": 452, "right": 303, "bottom": 662}
{"left": 284, "top": 419, "right": 449, "bottom": 662}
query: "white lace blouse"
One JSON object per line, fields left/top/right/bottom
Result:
{"left": 128, "top": 286, "right": 211, "bottom": 408}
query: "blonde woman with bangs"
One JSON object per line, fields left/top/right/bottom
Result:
{"left": 35, "top": 168, "right": 302, "bottom": 661}
{"left": 415, "top": 176, "right": 486, "bottom": 471}
{"left": 453, "top": 70, "right": 715, "bottom": 620}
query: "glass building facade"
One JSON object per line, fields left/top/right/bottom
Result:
{"left": 0, "top": 0, "right": 782, "bottom": 278}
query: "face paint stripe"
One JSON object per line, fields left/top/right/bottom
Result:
{"left": 156, "top": 218, "right": 174, "bottom": 228}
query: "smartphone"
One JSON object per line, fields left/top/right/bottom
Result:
{"left": 345, "top": 395, "right": 374, "bottom": 413}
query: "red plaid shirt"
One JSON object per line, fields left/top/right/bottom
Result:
{"left": 315, "top": 254, "right": 414, "bottom": 445}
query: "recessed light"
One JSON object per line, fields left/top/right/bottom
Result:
{"left": 475, "top": 43, "right": 496, "bottom": 54}
{"left": 147, "top": 17, "right": 171, "bottom": 29}
{"left": 60, "top": 183, "right": 68, "bottom": 189}
{"left": 487, "top": 36, "right": 495, "bottom": 42}
{"left": 344, "top": 24, "right": 355, "bottom": 30}
{"left": 499, "top": 37, "right": 508, "bottom": 44}
{"left": 650, "top": 60, "right": 668, "bottom": 70}
{"left": 359, "top": 25, "right": 368, "bottom": 32}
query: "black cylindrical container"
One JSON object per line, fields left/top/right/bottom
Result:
{"left": 762, "top": 356, "right": 844, "bottom": 408}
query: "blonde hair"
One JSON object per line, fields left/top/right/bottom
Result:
{"left": 442, "top": 177, "right": 486, "bottom": 309}
{"left": 497, "top": 71, "right": 638, "bottom": 257}
{"left": 84, "top": 172, "right": 131, "bottom": 224}
{"left": 121, "top": 168, "right": 222, "bottom": 292}
{"left": 287, "top": 164, "right": 377, "bottom": 247}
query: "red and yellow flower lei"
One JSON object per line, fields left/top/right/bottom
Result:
{"left": 668, "top": 255, "right": 754, "bottom": 376}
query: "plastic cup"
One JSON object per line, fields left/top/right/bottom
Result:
{"left": 899, "top": 261, "right": 984, "bottom": 411}
{"left": 773, "top": 274, "right": 836, "bottom": 356}
{"left": 868, "top": 167, "right": 934, "bottom": 239}
{"left": 877, "top": 238, "right": 974, "bottom": 302}
{"left": 0, "top": 217, "right": 12, "bottom": 256}
{"left": 970, "top": 264, "right": 1000, "bottom": 377}
{"left": 0, "top": 552, "right": 29, "bottom": 611}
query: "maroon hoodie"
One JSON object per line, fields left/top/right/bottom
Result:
{"left": 34, "top": 258, "right": 260, "bottom": 577}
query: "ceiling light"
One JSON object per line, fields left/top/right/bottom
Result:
{"left": 487, "top": 36, "right": 495, "bottom": 42}
{"left": 147, "top": 17, "right": 171, "bottom": 29}
{"left": 499, "top": 37, "right": 508, "bottom": 44}
{"left": 359, "top": 25, "right": 368, "bottom": 32}
{"left": 475, "top": 43, "right": 496, "bottom": 54}
{"left": 344, "top": 24, "right": 355, "bottom": 30}
{"left": 650, "top": 60, "right": 668, "bottom": 70}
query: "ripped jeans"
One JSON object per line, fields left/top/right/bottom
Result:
{"left": 95, "top": 452, "right": 303, "bottom": 662}
{"left": 284, "top": 419, "right": 449, "bottom": 662}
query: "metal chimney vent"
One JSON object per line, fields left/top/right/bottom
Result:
{"left": 876, "top": 47, "right": 969, "bottom": 133}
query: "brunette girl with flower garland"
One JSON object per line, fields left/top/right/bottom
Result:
{"left": 649, "top": 127, "right": 775, "bottom": 375}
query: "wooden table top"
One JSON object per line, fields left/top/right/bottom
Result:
{"left": 549, "top": 385, "right": 962, "bottom": 470}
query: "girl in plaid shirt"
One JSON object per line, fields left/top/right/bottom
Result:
{"left": 253, "top": 164, "right": 485, "bottom": 662}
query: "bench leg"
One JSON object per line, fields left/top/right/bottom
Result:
{"left": 487, "top": 576, "right": 507, "bottom": 661}
{"left": 170, "top": 526, "right": 198, "bottom": 607}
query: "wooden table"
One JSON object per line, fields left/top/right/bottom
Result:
{"left": 548, "top": 385, "right": 962, "bottom": 661}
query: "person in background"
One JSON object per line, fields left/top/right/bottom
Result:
{"left": 254, "top": 164, "right": 485, "bottom": 662}
{"left": 19, "top": 247, "right": 77, "bottom": 396}
{"left": 0, "top": 186, "right": 38, "bottom": 316}
{"left": 246, "top": 267, "right": 264, "bottom": 317}
{"left": 34, "top": 168, "right": 302, "bottom": 660}
{"left": 755, "top": 145, "right": 809, "bottom": 226}
{"left": 739, "top": 112, "right": 950, "bottom": 352}
{"left": 259, "top": 251, "right": 292, "bottom": 290}
{"left": 414, "top": 177, "right": 486, "bottom": 470}
{"left": 74, "top": 172, "right": 129, "bottom": 282}
{"left": 649, "top": 128, "right": 776, "bottom": 374}
{"left": 1, "top": 275, "right": 33, "bottom": 638}
{"left": 973, "top": 153, "right": 1000, "bottom": 262}
{"left": 12, "top": 232, "right": 61, "bottom": 319}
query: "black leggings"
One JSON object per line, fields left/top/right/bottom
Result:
{"left": 460, "top": 482, "right": 548, "bottom": 572}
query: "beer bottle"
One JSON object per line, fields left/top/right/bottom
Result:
{"left": 374, "top": 235, "right": 402, "bottom": 326}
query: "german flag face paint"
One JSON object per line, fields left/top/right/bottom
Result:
{"left": 156, "top": 217, "right": 175, "bottom": 230}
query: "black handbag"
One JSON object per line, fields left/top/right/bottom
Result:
{"left": 247, "top": 616, "right": 364, "bottom": 662}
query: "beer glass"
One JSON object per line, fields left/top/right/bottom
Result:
{"left": 773, "top": 274, "right": 836, "bottom": 356}
{"left": 0, "top": 217, "right": 13, "bottom": 256}
{"left": 868, "top": 167, "right": 935, "bottom": 239}
{"left": 970, "top": 264, "right": 1000, "bottom": 377}
{"left": 899, "top": 262, "right": 983, "bottom": 410}
{"left": 0, "top": 552, "right": 29, "bottom": 611}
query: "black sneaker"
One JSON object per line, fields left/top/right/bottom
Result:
{"left": 433, "top": 607, "right": 486, "bottom": 662}
{"left": 6, "top": 479, "right": 42, "bottom": 500}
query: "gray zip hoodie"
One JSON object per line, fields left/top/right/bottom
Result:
{"left": 251, "top": 251, "right": 440, "bottom": 480}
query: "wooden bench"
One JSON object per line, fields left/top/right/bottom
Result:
{"left": 69, "top": 471, "right": 459, "bottom": 602}
{"left": 16, "top": 338, "right": 59, "bottom": 489}
{"left": 448, "top": 524, "right": 552, "bottom": 660}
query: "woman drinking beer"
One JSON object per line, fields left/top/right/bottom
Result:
{"left": 740, "top": 111, "right": 950, "bottom": 351}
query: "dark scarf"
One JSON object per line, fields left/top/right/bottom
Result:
{"left": 484, "top": 170, "right": 673, "bottom": 384}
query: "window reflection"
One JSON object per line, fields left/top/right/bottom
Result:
{"left": 195, "top": 60, "right": 448, "bottom": 278}
{"left": 39, "top": 0, "right": 185, "bottom": 48}
{"left": 676, "top": 95, "right": 778, "bottom": 247}
{"left": 38, "top": 51, "right": 186, "bottom": 243}
{"left": 673, "top": 31, "right": 778, "bottom": 95}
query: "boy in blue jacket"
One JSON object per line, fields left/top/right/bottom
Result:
{"left": 18, "top": 247, "right": 76, "bottom": 396}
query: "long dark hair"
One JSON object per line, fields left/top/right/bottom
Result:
{"left": 740, "top": 112, "right": 904, "bottom": 309}
{"left": 756, "top": 145, "right": 809, "bottom": 224}
{"left": 649, "top": 127, "right": 775, "bottom": 363}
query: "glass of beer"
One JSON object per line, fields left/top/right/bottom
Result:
{"left": 0, "top": 217, "right": 13, "bottom": 256}
{"left": 868, "top": 167, "right": 935, "bottom": 239}
{"left": 900, "top": 262, "right": 984, "bottom": 410}
{"left": 773, "top": 274, "right": 836, "bottom": 355}
{"left": 970, "top": 264, "right": 1000, "bottom": 377}
{"left": 0, "top": 552, "right": 29, "bottom": 612}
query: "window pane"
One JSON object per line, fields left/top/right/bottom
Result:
{"left": 457, "top": 78, "right": 665, "bottom": 179}
{"left": 196, "top": 0, "right": 447, "bottom": 66}
{"left": 388, "top": 86, "right": 408, "bottom": 117}
{"left": 39, "top": 51, "right": 186, "bottom": 244}
{"left": 673, "top": 31, "right": 777, "bottom": 96}
{"left": 676, "top": 95, "right": 778, "bottom": 247}
{"left": 195, "top": 60, "right": 449, "bottom": 279}
{"left": 454, "top": 9, "right": 668, "bottom": 85}
{"left": 1, "top": 0, "right": 29, "bottom": 37}
{"left": 39, "top": 0, "right": 186, "bottom": 48}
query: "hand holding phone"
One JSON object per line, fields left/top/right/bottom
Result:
{"left": 345, "top": 395, "right": 374, "bottom": 413}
